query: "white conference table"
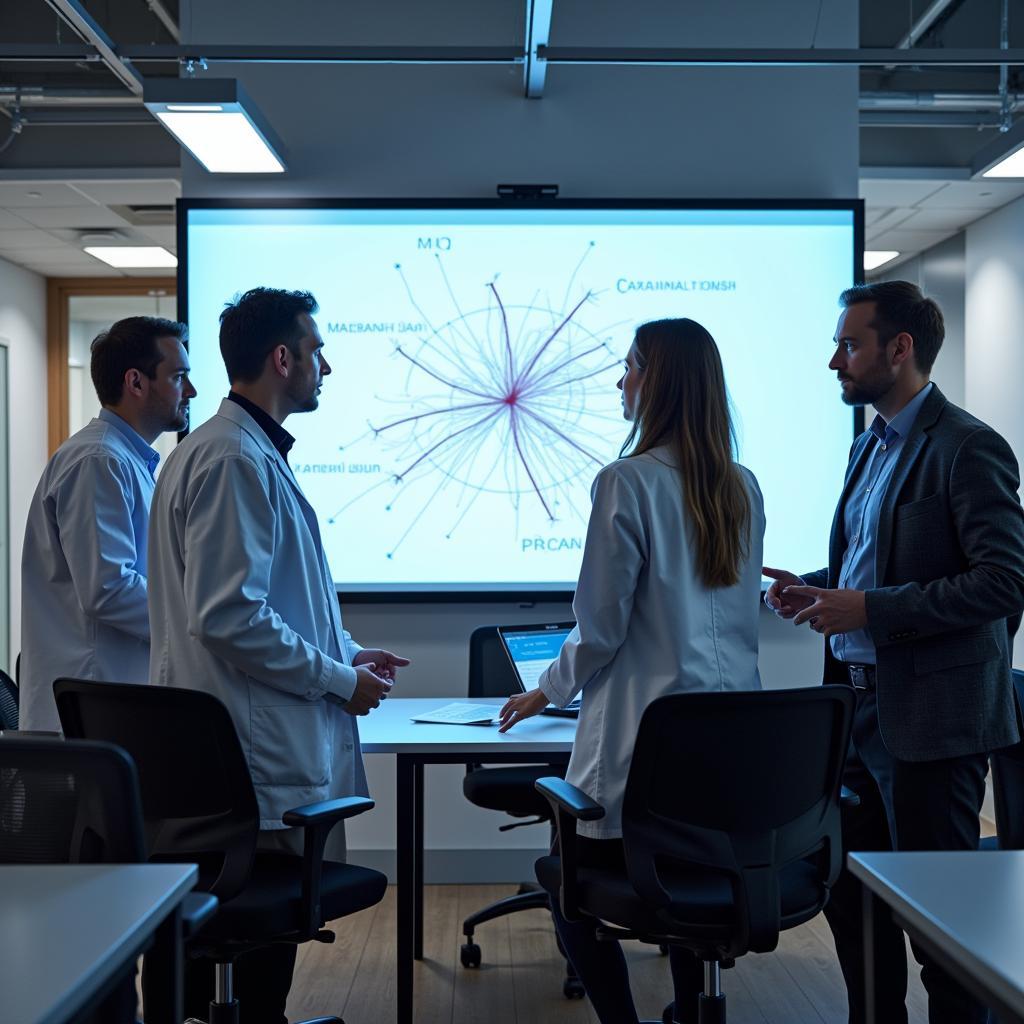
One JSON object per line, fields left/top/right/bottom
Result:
{"left": 358, "top": 697, "right": 577, "bottom": 1024}
{"left": 849, "top": 851, "right": 1024, "bottom": 1024}
{"left": 0, "top": 862, "right": 198, "bottom": 1024}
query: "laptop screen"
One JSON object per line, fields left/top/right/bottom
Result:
{"left": 497, "top": 623, "right": 575, "bottom": 692}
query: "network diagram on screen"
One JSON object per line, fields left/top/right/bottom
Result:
{"left": 184, "top": 204, "right": 858, "bottom": 594}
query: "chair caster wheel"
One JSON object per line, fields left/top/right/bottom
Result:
{"left": 563, "top": 976, "right": 586, "bottom": 999}
{"left": 460, "top": 942, "right": 481, "bottom": 968}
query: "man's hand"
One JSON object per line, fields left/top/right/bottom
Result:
{"left": 497, "top": 689, "right": 550, "bottom": 733}
{"left": 788, "top": 586, "right": 867, "bottom": 637}
{"left": 762, "top": 566, "right": 814, "bottom": 618}
{"left": 343, "top": 663, "right": 392, "bottom": 716}
{"left": 353, "top": 648, "right": 410, "bottom": 682}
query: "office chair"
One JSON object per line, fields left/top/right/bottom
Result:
{"left": 0, "top": 736, "right": 215, "bottom": 1022}
{"left": 460, "top": 625, "right": 582, "bottom": 997}
{"left": 0, "top": 667, "right": 17, "bottom": 730}
{"left": 535, "top": 685, "right": 855, "bottom": 1024}
{"left": 981, "top": 668, "right": 1024, "bottom": 851}
{"left": 54, "top": 678, "right": 388, "bottom": 1024}
{"left": 0, "top": 735, "right": 144, "bottom": 864}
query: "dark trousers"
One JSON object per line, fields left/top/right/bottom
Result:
{"left": 824, "top": 687, "right": 989, "bottom": 1024}
{"left": 545, "top": 835, "right": 704, "bottom": 1024}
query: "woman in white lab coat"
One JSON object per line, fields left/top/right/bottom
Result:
{"left": 499, "top": 317, "right": 765, "bottom": 1024}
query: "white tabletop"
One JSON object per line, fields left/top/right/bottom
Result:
{"left": 0, "top": 862, "right": 197, "bottom": 1024}
{"left": 849, "top": 851, "right": 1024, "bottom": 1021}
{"left": 358, "top": 697, "right": 577, "bottom": 754}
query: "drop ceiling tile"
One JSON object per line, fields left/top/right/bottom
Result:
{"left": 72, "top": 180, "right": 181, "bottom": 206}
{"left": 865, "top": 205, "right": 893, "bottom": 226}
{"left": 924, "top": 181, "right": 1024, "bottom": 208}
{"left": 858, "top": 180, "right": 946, "bottom": 207}
{"left": 136, "top": 226, "right": 177, "bottom": 247}
{"left": 0, "top": 209, "right": 33, "bottom": 229}
{"left": 0, "top": 183, "right": 99, "bottom": 208}
{"left": 865, "top": 208, "right": 917, "bottom": 241}
{"left": 869, "top": 228, "right": 959, "bottom": 251}
{"left": 0, "top": 228, "right": 67, "bottom": 250}
{"left": 896, "top": 207, "right": 986, "bottom": 231}
{"left": 120, "top": 267, "right": 177, "bottom": 279}
{"left": 15, "top": 206, "right": 132, "bottom": 230}
{"left": 17, "top": 257, "right": 122, "bottom": 277}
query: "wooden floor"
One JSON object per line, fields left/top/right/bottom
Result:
{"left": 284, "top": 884, "right": 929, "bottom": 1024}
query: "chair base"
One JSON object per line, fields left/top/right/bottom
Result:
{"left": 462, "top": 887, "right": 550, "bottom": 937}
{"left": 460, "top": 886, "right": 582, "bottom": 998}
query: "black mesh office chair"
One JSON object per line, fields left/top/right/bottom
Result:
{"left": 0, "top": 736, "right": 215, "bottom": 1023}
{"left": 536, "top": 686, "right": 855, "bottom": 1024}
{"left": 981, "top": 668, "right": 1024, "bottom": 851}
{"left": 0, "top": 668, "right": 18, "bottom": 730}
{"left": 459, "top": 625, "right": 582, "bottom": 997}
{"left": 0, "top": 735, "right": 144, "bottom": 864}
{"left": 54, "top": 678, "right": 388, "bottom": 1024}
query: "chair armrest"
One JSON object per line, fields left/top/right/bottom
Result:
{"left": 535, "top": 777, "right": 604, "bottom": 924}
{"left": 840, "top": 786, "right": 860, "bottom": 808}
{"left": 535, "top": 777, "right": 605, "bottom": 822}
{"left": 180, "top": 892, "right": 219, "bottom": 939}
{"left": 282, "top": 796, "right": 375, "bottom": 827}
{"left": 285, "top": 797, "right": 377, "bottom": 942}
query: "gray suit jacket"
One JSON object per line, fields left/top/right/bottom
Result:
{"left": 804, "top": 385, "right": 1024, "bottom": 761}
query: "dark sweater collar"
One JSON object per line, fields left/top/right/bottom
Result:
{"left": 226, "top": 391, "right": 295, "bottom": 462}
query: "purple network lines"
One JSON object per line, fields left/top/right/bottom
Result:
{"left": 331, "top": 253, "right": 627, "bottom": 558}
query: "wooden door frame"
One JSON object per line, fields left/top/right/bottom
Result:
{"left": 47, "top": 277, "right": 176, "bottom": 456}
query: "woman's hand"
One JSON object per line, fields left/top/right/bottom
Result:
{"left": 498, "top": 689, "right": 550, "bottom": 733}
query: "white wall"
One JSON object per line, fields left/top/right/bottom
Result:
{"left": 966, "top": 194, "right": 1024, "bottom": 669}
{"left": 0, "top": 255, "right": 48, "bottom": 677}
{"left": 179, "top": 0, "right": 857, "bottom": 875}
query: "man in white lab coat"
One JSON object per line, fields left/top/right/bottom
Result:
{"left": 147, "top": 286, "right": 407, "bottom": 1022}
{"left": 20, "top": 316, "right": 194, "bottom": 732}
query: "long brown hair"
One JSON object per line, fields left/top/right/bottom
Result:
{"left": 620, "top": 318, "right": 750, "bottom": 588}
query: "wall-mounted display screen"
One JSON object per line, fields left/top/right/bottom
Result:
{"left": 181, "top": 200, "right": 861, "bottom": 597}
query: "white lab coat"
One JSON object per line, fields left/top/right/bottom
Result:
{"left": 20, "top": 414, "right": 155, "bottom": 732}
{"left": 539, "top": 446, "right": 765, "bottom": 839}
{"left": 148, "top": 399, "right": 366, "bottom": 828}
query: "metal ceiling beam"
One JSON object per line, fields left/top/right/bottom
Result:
{"left": 893, "top": 0, "right": 964, "bottom": 49}
{"left": 860, "top": 91, "right": 1024, "bottom": 110}
{"left": 116, "top": 44, "right": 524, "bottom": 64}
{"left": 41, "top": 0, "right": 144, "bottom": 95}
{"left": 860, "top": 110, "right": 1005, "bottom": 127}
{"left": 524, "top": 0, "right": 553, "bottom": 97}
{"left": 143, "top": 0, "right": 180, "bottom": 44}
{"left": 0, "top": 87, "right": 143, "bottom": 106}
{"left": 0, "top": 43, "right": 102, "bottom": 62}
{"left": 17, "top": 108, "right": 156, "bottom": 126}
{"left": 537, "top": 47, "right": 1024, "bottom": 67}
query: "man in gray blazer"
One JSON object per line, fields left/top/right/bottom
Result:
{"left": 764, "top": 280, "right": 1024, "bottom": 1024}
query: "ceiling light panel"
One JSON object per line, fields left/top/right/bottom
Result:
{"left": 84, "top": 246, "right": 178, "bottom": 268}
{"left": 864, "top": 250, "right": 900, "bottom": 270}
{"left": 144, "top": 78, "right": 286, "bottom": 175}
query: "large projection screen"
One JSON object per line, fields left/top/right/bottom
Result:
{"left": 181, "top": 200, "right": 862, "bottom": 598}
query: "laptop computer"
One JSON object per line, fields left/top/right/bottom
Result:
{"left": 497, "top": 622, "right": 580, "bottom": 718}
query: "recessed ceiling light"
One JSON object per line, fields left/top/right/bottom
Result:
{"left": 25, "top": 191, "right": 41, "bottom": 198}
{"left": 864, "top": 250, "right": 900, "bottom": 271}
{"left": 83, "top": 246, "right": 178, "bottom": 268}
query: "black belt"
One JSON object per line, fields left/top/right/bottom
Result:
{"left": 844, "top": 663, "right": 876, "bottom": 691}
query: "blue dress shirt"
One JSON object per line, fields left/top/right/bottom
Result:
{"left": 831, "top": 382, "right": 934, "bottom": 665}
{"left": 98, "top": 407, "right": 160, "bottom": 478}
